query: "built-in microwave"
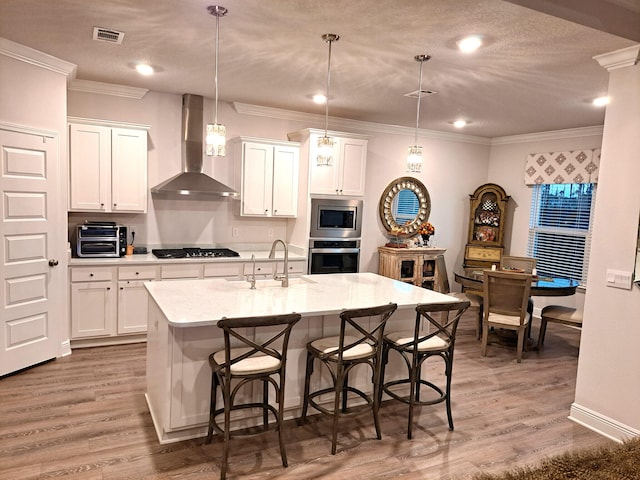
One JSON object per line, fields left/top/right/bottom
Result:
{"left": 309, "top": 198, "right": 363, "bottom": 239}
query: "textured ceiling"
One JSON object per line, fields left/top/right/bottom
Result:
{"left": 0, "top": 0, "right": 637, "bottom": 138}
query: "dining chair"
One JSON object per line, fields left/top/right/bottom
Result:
{"left": 380, "top": 300, "right": 470, "bottom": 439}
{"left": 205, "top": 312, "right": 302, "bottom": 480}
{"left": 436, "top": 255, "right": 483, "bottom": 339}
{"left": 537, "top": 305, "right": 583, "bottom": 350}
{"left": 482, "top": 270, "right": 532, "bottom": 362}
{"left": 299, "top": 302, "right": 398, "bottom": 454}
{"left": 500, "top": 255, "right": 537, "bottom": 273}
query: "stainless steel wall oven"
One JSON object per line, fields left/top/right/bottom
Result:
{"left": 308, "top": 239, "right": 360, "bottom": 274}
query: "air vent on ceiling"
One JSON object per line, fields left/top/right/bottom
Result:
{"left": 92, "top": 27, "right": 125, "bottom": 44}
{"left": 404, "top": 89, "right": 437, "bottom": 98}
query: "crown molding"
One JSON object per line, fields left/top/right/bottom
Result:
{"left": 0, "top": 37, "right": 76, "bottom": 80}
{"left": 67, "top": 116, "right": 150, "bottom": 130}
{"left": 593, "top": 45, "right": 640, "bottom": 71}
{"left": 233, "top": 102, "right": 491, "bottom": 146}
{"left": 490, "top": 125, "right": 604, "bottom": 145}
{"left": 69, "top": 79, "right": 149, "bottom": 99}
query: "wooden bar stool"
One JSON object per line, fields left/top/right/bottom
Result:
{"left": 380, "top": 300, "right": 469, "bottom": 439}
{"left": 537, "top": 305, "right": 583, "bottom": 350}
{"left": 205, "top": 312, "right": 301, "bottom": 480}
{"left": 299, "top": 302, "right": 397, "bottom": 454}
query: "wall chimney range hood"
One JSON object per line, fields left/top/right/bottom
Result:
{"left": 151, "top": 94, "right": 237, "bottom": 197}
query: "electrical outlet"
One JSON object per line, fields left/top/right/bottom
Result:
{"left": 232, "top": 227, "right": 239, "bottom": 237}
{"left": 130, "top": 226, "right": 136, "bottom": 235}
{"left": 267, "top": 228, "right": 274, "bottom": 237}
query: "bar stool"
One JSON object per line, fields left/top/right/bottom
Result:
{"left": 380, "top": 300, "right": 469, "bottom": 439}
{"left": 537, "top": 305, "right": 583, "bottom": 350}
{"left": 205, "top": 312, "right": 301, "bottom": 480}
{"left": 299, "top": 302, "right": 398, "bottom": 454}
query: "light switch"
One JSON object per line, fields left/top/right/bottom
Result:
{"left": 605, "top": 269, "right": 633, "bottom": 290}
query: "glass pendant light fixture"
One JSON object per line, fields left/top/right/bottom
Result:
{"left": 407, "top": 54, "right": 431, "bottom": 173}
{"left": 206, "top": 5, "right": 227, "bottom": 157}
{"left": 317, "top": 33, "right": 339, "bottom": 166}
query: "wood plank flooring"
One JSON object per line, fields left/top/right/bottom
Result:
{"left": 0, "top": 315, "right": 612, "bottom": 479}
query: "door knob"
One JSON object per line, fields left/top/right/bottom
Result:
{"left": 48, "top": 259, "right": 59, "bottom": 267}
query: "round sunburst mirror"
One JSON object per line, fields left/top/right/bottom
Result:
{"left": 379, "top": 176, "right": 431, "bottom": 237}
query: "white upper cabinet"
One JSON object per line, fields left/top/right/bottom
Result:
{"left": 69, "top": 121, "right": 149, "bottom": 213}
{"left": 232, "top": 138, "right": 300, "bottom": 217}
{"left": 290, "top": 129, "right": 368, "bottom": 197}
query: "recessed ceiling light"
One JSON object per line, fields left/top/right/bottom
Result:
{"left": 135, "top": 63, "right": 154, "bottom": 76}
{"left": 457, "top": 35, "right": 482, "bottom": 53}
{"left": 313, "top": 94, "right": 326, "bottom": 104}
{"left": 592, "top": 96, "right": 610, "bottom": 107}
{"left": 453, "top": 120, "right": 467, "bottom": 128}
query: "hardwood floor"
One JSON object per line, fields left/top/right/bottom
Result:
{"left": 0, "top": 315, "right": 612, "bottom": 479}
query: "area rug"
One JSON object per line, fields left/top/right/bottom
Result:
{"left": 473, "top": 437, "right": 640, "bottom": 480}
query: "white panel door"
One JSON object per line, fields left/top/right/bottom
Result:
{"left": 272, "top": 144, "right": 299, "bottom": 217}
{"left": 0, "top": 128, "right": 61, "bottom": 376}
{"left": 339, "top": 138, "right": 367, "bottom": 196}
{"left": 111, "top": 127, "right": 148, "bottom": 212}
{"left": 241, "top": 142, "right": 273, "bottom": 216}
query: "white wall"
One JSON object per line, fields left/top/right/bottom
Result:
{"left": 571, "top": 55, "right": 640, "bottom": 440}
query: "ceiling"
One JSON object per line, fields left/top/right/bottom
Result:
{"left": 1, "top": 0, "right": 638, "bottom": 138}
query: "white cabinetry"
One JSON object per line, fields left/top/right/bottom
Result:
{"left": 231, "top": 138, "right": 300, "bottom": 217}
{"left": 70, "top": 267, "right": 117, "bottom": 338}
{"left": 289, "top": 129, "right": 368, "bottom": 196}
{"left": 118, "top": 266, "right": 159, "bottom": 334}
{"left": 69, "top": 120, "right": 149, "bottom": 213}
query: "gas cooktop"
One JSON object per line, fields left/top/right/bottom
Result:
{"left": 151, "top": 247, "right": 240, "bottom": 259}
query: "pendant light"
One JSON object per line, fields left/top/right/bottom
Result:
{"left": 317, "top": 33, "right": 339, "bottom": 166}
{"left": 407, "top": 54, "right": 431, "bottom": 173}
{"left": 206, "top": 5, "right": 227, "bottom": 157}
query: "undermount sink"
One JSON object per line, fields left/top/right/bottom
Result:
{"left": 225, "top": 276, "right": 316, "bottom": 289}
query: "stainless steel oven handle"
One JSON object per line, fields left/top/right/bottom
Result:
{"left": 309, "top": 248, "right": 360, "bottom": 254}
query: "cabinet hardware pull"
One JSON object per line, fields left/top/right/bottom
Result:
{"left": 48, "top": 259, "right": 59, "bottom": 267}
{"left": 90, "top": 273, "right": 94, "bottom": 277}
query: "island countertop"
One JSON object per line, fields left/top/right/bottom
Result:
{"left": 145, "top": 272, "right": 455, "bottom": 327}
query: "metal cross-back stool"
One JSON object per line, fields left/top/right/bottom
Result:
{"left": 380, "top": 300, "right": 470, "bottom": 439}
{"left": 299, "top": 302, "right": 398, "bottom": 454}
{"left": 205, "top": 312, "right": 301, "bottom": 480}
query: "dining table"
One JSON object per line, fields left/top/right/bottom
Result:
{"left": 454, "top": 267, "right": 580, "bottom": 297}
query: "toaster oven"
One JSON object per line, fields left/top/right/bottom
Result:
{"left": 74, "top": 223, "right": 127, "bottom": 258}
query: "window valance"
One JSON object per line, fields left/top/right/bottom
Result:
{"left": 524, "top": 149, "right": 600, "bottom": 185}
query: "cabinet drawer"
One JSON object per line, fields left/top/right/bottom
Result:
{"left": 287, "top": 261, "right": 306, "bottom": 275}
{"left": 243, "top": 262, "right": 273, "bottom": 276}
{"left": 160, "top": 264, "right": 202, "bottom": 279}
{"left": 203, "top": 263, "right": 243, "bottom": 278}
{"left": 71, "top": 267, "right": 114, "bottom": 282}
{"left": 119, "top": 265, "right": 158, "bottom": 281}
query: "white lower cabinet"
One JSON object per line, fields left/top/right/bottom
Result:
{"left": 117, "top": 266, "right": 159, "bottom": 334}
{"left": 70, "top": 267, "right": 117, "bottom": 339}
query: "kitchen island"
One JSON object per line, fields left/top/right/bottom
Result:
{"left": 145, "top": 272, "right": 456, "bottom": 443}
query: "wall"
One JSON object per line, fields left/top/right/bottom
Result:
{"left": 571, "top": 54, "right": 640, "bottom": 440}
{"left": 67, "top": 89, "right": 492, "bottom": 286}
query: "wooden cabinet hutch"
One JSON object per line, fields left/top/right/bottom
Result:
{"left": 463, "top": 183, "right": 510, "bottom": 268}
{"left": 378, "top": 246, "right": 447, "bottom": 292}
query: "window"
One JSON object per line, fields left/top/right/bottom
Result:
{"left": 527, "top": 183, "right": 596, "bottom": 286}
{"left": 392, "top": 189, "right": 420, "bottom": 224}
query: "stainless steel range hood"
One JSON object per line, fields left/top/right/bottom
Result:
{"left": 151, "top": 94, "right": 237, "bottom": 197}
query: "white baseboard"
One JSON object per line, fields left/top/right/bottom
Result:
{"left": 569, "top": 402, "right": 640, "bottom": 442}
{"left": 60, "top": 339, "right": 72, "bottom": 357}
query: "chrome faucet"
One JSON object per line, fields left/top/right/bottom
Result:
{"left": 268, "top": 239, "right": 289, "bottom": 287}
{"left": 246, "top": 254, "right": 256, "bottom": 289}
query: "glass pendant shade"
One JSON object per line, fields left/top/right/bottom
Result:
{"left": 317, "top": 33, "right": 339, "bottom": 166}
{"left": 406, "top": 54, "right": 430, "bottom": 173}
{"left": 406, "top": 145, "right": 423, "bottom": 173}
{"left": 206, "top": 5, "right": 227, "bottom": 157}
{"left": 206, "top": 123, "right": 226, "bottom": 156}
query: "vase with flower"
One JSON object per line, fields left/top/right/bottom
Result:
{"left": 418, "top": 221, "right": 435, "bottom": 246}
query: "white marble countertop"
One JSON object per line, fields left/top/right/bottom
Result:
{"left": 145, "top": 272, "right": 456, "bottom": 327}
